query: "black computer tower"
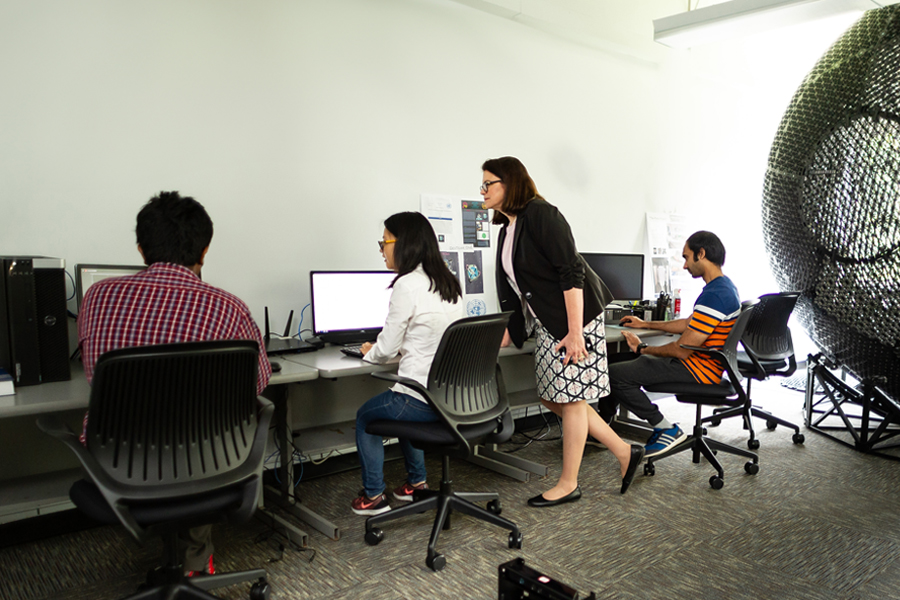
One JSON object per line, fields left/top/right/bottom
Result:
{"left": 0, "top": 257, "right": 71, "bottom": 386}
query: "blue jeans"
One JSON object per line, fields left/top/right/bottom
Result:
{"left": 356, "top": 390, "right": 440, "bottom": 498}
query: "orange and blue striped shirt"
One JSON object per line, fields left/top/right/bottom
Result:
{"left": 680, "top": 275, "right": 741, "bottom": 385}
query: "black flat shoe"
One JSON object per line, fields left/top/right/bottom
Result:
{"left": 621, "top": 444, "right": 645, "bottom": 494}
{"left": 527, "top": 487, "right": 582, "bottom": 507}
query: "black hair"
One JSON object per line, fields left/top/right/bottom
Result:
{"left": 686, "top": 230, "right": 726, "bottom": 267}
{"left": 383, "top": 212, "right": 462, "bottom": 303}
{"left": 135, "top": 191, "right": 214, "bottom": 267}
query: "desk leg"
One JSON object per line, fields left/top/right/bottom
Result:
{"left": 469, "top": 444, "right": 549, "bottom": 482}
{"left": 262, "top": 383, "right": 341, "bottom": 542}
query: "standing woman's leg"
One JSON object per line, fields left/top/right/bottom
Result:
{"left": 551, "top": 399, "right": 588, "bottom": 500}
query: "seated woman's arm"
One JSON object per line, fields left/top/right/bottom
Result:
{"left": 362, "top": 278, "right": 412, "bottom": 364}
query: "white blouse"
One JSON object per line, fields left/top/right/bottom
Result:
{"left": 364, "top": 265, "right": 465, "bottom": 402}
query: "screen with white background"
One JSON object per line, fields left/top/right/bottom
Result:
{"left": 311, "top": 271, "right": 395, "bottom": 334}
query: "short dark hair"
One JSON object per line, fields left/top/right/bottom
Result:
{"left": 384, "top": 212, "right": 462, "bottom": 304}
{"left": 686, "top": 230, "right": 726, "bottom": 267}
{"left": 481, "top": 157, "right": 543, "bottom": 225}
{"left": 136, "top": 191, "right": 214, "bottom": 267}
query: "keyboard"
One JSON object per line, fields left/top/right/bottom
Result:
{"left": 340, "top": 344, "right": 365, "bottom": 359}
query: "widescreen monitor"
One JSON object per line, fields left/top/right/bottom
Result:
{"left": 580, "top": 253, "right": 644, "bottom": 303}
{"left": 75, "top": 264, "right": 146, "bottom": 311}
{"left": 310, "top": 271, "right": 396, "bottom": 344}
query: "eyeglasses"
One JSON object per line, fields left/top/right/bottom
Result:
{"left": 378, "top": 239, "right": 396, "bottom": 252}
{"left": 480, "top": 179, "right": 502, "bottom": 194}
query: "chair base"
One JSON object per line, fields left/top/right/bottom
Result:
{"left": 645, "top": 404, "right": 759, "bottom": 489}
{"left": 709, "top": 376, "right": 804, "bottom": 449}
{"left": 711, "top": 402, "right": 803, "bottom": 449}
{"left": 364, "top": 456, "right": 521, "bottom": 571}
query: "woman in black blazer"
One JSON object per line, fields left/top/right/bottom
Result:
{"left": 481, "top": 157, "right": 644, "bottom": 506}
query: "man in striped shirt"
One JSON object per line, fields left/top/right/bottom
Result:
{"left": 601, "top": 231, "right": 741, "bottom": 459}
{"left": 78, "top": 191, "right": 271, "bottom": 576}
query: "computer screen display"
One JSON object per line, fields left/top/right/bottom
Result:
{"left": 75, "top": 264, "right": 146, "bottom": 310}
{"left": 310, "top": 271, "right": 396, "bottom": 344}
{"left": 580, "top": 253, "right": 644, "bottom": 303}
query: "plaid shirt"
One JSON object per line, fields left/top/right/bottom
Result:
{"left": 79, "top": 262, "right": 271, "bottom": 394}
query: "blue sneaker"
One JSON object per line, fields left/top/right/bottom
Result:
{"left": 644, "top": 425, "right": 687, "bottom": 458}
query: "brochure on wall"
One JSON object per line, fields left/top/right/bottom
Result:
{"left": 421, "top": 194, "right": 497, "bottom": 316}
{"left": 645, "top": 212, "right": 703, "bottom": 305}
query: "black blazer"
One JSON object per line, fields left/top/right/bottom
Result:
{"left": 495, "top": 198, "right": 612, "bottom": 348}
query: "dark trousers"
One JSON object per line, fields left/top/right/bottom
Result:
{"left": 599, "top": 355, "right": 696, "bottom": 427}
{"left": 182, "top": 525, "right": 213, "bottom": 572}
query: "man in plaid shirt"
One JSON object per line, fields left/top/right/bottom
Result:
{"left": 78, "top": 191, "right": 271, "bottom": 576}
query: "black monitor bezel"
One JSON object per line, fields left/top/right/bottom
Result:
{"left": 580, "top": 252, "right": 644, "bottom": 303}
{"left": 309, "top": 270, "right": 396, "bottom": 345}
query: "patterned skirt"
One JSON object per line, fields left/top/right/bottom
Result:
{"left": 534, "top": 315, "right": 610, "bottom": 404}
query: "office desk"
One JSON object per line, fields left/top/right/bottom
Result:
{"left": 274, "top": 326, "right": 671, "bottom": 486}
{"left": 0, "top": 360, "right": 320, "bottom": 529}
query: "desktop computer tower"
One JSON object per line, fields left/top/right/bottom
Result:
{"left": 0, "top": 257, "right": 71, "bottom": 386}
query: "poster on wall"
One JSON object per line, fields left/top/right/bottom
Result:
{"left": 645, "top": 212, "right": 703, "bottom": 306}
{"left": 421, "top": 194, "right": 496, "bottom": 317}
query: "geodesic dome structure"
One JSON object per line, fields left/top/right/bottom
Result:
{"left": 763, "top": 5, "right": 900, "bottom": 401}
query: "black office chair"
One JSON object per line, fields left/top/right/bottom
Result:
{"left": 362, "top": 313, "right": 522, "bottom": 572}
{"left": 711, "top": 292, "right": 805, "bottom": 448}
{"left": 643, "top": 304, "right": 760, "bottom": 489}
{"left": 37, "top": 340, "right": 274, "bottom": 600}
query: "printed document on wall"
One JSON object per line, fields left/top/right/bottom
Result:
{"left": 421, "top": 194, "right": 497, "bottom": 316}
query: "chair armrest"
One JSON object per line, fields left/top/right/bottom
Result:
{"left": 371, "top": 372, "right": 431, "bottom": 399}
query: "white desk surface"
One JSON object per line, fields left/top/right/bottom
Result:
{"left": 282, "top": 341, "right": 537, "bottom": 379}
{"left": 0, "top": 326, "right": 665, "bottom": 416}
{"left": 0, "top": 357, "right": 319, "bottom": 419}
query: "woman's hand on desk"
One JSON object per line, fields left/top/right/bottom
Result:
{"left": 360, "top": 342, "right": 373, "bottom": 356}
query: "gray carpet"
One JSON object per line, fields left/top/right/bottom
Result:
{"left": 3, "top": 379, "right": 899, "bottom": 600}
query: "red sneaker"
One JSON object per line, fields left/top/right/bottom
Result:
{"left": 392, "top": 481, "right": 428, "bottom": 502}
{"left": 351, "top": 493, "right": 391, "bottom": 516}
{"left": 186, "top": 554, "right": 215, "bottom": 577}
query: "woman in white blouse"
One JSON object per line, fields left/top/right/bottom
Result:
{"left": 351, "top": 212, "right": 465, "bottom": 516}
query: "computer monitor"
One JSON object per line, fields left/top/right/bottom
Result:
{"left": 75, "top": 264, "right": 146, "bottom": 311}
{"left": 580, "top": 253, "right": 644, "bottom": 303}
{"left": 310, "top": 271, "right": 396, "bottom": 344}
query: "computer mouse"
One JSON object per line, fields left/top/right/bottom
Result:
{"left": 270, "top": 361, "right": 282, "bottom": 372}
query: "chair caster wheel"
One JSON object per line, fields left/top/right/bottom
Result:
{"left": 508, "top": 531, "right": 523, "bottom": 549}
{"left": 427, "top": 553, "right": 446, "bottom": 572}
{"left": 745, "top": 461, "right": 759, "bottom": 475}
{"left": 702, "top": 427, "right": 708, "bottom": 435}
{"left": 709, "top": 475, "right": 724, "bottom": 489}
{"left": 487, "top": 499, "right": 502, "bottom": 515}
{"left": 748, "top": 439, "right": 760, "bottom": 450}
{"left": 365, "top": 528, "right": 384, "bottom": 546}
{"left": 792, "top": 433, "right": 805, "bottom": 444}
{"left": 643, "top": 463, "right": 655, "bottom": 476}
{"left": 250, "top": 578, "right": 270, "bottom": 600}
{"left": 709, "top": 418, "right": 721, "bottom": 427}
{"left": 766, "top": 419, "right": 778, "bottom": 430}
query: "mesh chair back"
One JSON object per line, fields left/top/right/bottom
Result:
{"left": 86, "top": 340, "right": 261, "bottom": 487}
{"left": 719, "top": 303, "right": 758, "bottom": 386}
{"left": 741, "top": 292, "right": 800, "bottom": 362}
{"left": 426, "top": 313, "right": 511, "bottom": 427}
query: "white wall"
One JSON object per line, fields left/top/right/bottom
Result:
{"left": 0, "top": 0, "right": 859, "bottom": 330}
